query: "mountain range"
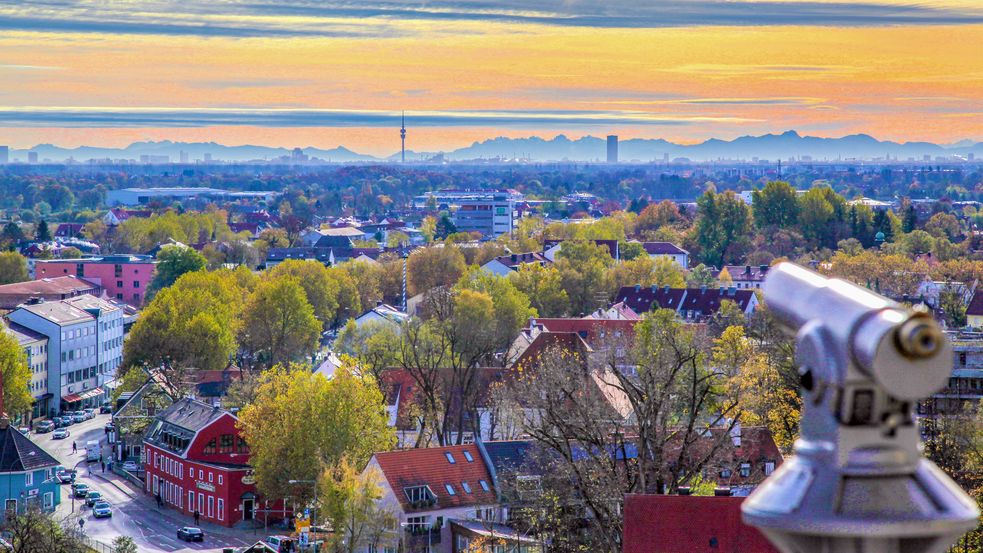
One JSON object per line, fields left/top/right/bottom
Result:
{"left": 8, "top": 131, "right": 983, "bottom": 163}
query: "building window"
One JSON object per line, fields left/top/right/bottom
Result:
{"left": 199, "top": 469, "right": 204, "bottom": 480}
{"left": 236, "top": 437, "right": 249, "bottom": 453}
{"left": 188, "top": 491, "right": 194, "bottom": 509}
{"left": 740, "top": 463, "right": 751, "bottom": 478}
{"left": 462, "top": 451, "right": 474, "bottom": 463}
{"left": 445, "top": 452, "right": 456, "bottom": 464}
{"left": 404, "top": 485, "right": 436, "bottom": 504}
{"left": 461, "top": 481, "right": 472, "bottom": 494}
{"left": 478, "top": 480, "right": 490, "bottom": 492}
{"left": 25, "top": 472, "right": 33, "bottom": 487}
{"left": 209, "top": 472, "right": 213, "bottom": 483}
{"left": 116, "top": 293, "right": 123, "bottom": 300}
{"left": 116, "top": 280, "right": 123, "bottom": 288}
{"left": 203, "top": 439, "right": 216, "bottom": 454}
{"left": 207, "top": 496, "right": 214, "bottom": 518}
{"left": 218, "top": 475, "right": 223, "bottom": 485}
{"left": 218, "top": 498, "right": 224, "bottom": 521}
{"left": 43, "top": 492, "right": 53, "bottom": 510}
{"left": 133, "top": 281, "right": 140, "bottom": 288}
{"left": 764, "top": 462, "right": 775, "bottom": 476}
{"left": 219, "top": 434, "right": 234, "bottom": 453}
{"left": 445, "top": 484, "right": 456, "bottom": 496}
{"left": 405, "top": 515, "right": 429, "bottom": 530}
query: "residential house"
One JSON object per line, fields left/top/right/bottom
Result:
{"left": 5, "top": 323, "right": 50, "bottom": 421}
{"left": 354, "top": 303, "right": 409, "bottom": 329}
{"left": 0, "top": 276, "right": 101, "bottom": 310}
{"left": 449, "top": 520, "right": 540, "bottom": 553}
{"left": 0, "top": 418, "right": 61, "bottom": 519}
{"left": 718, "top": 265, "right": 770, "bottom": 289}
{"left": 53, "top": 223, "right": 84, "bottom": 239}
{"left": 34, "top": 254, "right": 156, "bottom": 306}
{"left": 965, "top": 291, "right": 983, "bottom": 329}
{"left": 622, "top": 495, "right": 779, "bottom": 553}
{"left": 102, "top": 208, "right": 152, "bottom": 227}
{"left": 363, "top": 444, "right": 505, "bottom": 553}
{"left": 638, "top": 242, "right": 689, "bottom": 268}
{"left": 480, "top": 253, "right": 550, "bottom": 277}
{"left": 143, "top": 398, "right": 278, "bottom": 527}
{"left": 614, "top": 285, "right": 758, "bottom": 321}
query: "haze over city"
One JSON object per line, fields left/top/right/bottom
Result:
{"left": 1, "top": 0, "right": 982, "bottom": 154}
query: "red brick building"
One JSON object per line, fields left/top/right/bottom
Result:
{"left": 143, "top": 398, "right": 277, "bottom": 527}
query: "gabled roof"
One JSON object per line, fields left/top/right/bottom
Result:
{"left": 0, "top": 423, "right": 60, "bottom": 473}
{"left": 720, "top": 264, "right": 770, "bottom": 282}
{"left": 967, "top": 290, "right": 983, "bottom": 316}
{"left": 489, "top": 252, "right": 550, "bottom": 270}
{"left": 374, "top": 444, "right": 497, "bottom": 511}
{"left": 530, "top": 318, "right": 636, "bottom": 346}
{"left": 615, "top": 285, "right": 687, "bottom": 314}
{"left": 641, "top": 242, "right": 688, "bottom": 256}
{"left": 482, "top": 440, "right": 536, "bottom": 476}
{"left": 144, "top": 397, "right": 231, "bottom": 456}
{"left": 679, "top": 287, "right": 756, "bottom": 314}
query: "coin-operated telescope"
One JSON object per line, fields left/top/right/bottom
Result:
{"left": 742, "top": 262, "right": 979, "bottom": 553}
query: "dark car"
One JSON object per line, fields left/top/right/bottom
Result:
{"left": 34, "top": 420, "right": 54, "bottom": 433}
{"left": 56, "top": 470, "right": 75, "bottom": 484}
{"left": 99, "top": 402, "right": 112, "bottom": 414}
{"left": 177, "top": 527, "right": 204, "bottom": 542}
{"left": 85, "top": 491, "right": 103, "bottom": 507}
{"left": 72, "top": 483, "right": 90, "bottom": 498}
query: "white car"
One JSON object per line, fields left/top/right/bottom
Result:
{"left": 121, "top": 461, "right": 139, "bottom": 472}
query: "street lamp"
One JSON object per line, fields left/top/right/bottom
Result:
{"left": 289, "top": 479, "right": 318, "bottom": 552}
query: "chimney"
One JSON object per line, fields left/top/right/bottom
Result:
{"left": 678, "top": 486, "right": 691, "bottom": 496}
{"left": 634, "top": 284, "right": 640, "bottom": 292}
{"left": 718, "top": 286, "right": 725, "bottom": 295}
{"left": 663, "top": 285, "right": 670, "bottom": 293}
{"left": 714, "top": 487, "right": 733, "bottom": 497}
{"left": 744, "top": 265, "right": 752, "bottom": 275}
{"left": 728, "top": 286, "right": 736, "bottom": 296}
{"left": 700, "top": 285, "right": 707, "bottom": 294}
{"left": 651, "top": 285, "right": 657, "bottom": 293}
{"left": 376, "top": 300, "right": 384, "bottom": 307}
{"left": 759, "top": 264, "right": 768, "bottom": 274}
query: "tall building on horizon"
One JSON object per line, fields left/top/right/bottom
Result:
{"left": 607, "top": 135, "right": 618, "bottom": 163}
{"left": 0, "top": 146, "right": 7, "bottom": 164}
{"left": 400, "top": 111, "right": 406, "bottom": 163}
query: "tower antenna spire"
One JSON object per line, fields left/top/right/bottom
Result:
{"left": 400, "top": 111, "right": 406, "bottom": 163}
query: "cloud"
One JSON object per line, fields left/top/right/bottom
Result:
{"left": 0, "top": 0, "right": 981, "bottom": 38}
{"left": 0, "top": 106, "right": 761, "bottom": 128}
{"left": 594, "top": 97, "right": 827, "bottom": 107}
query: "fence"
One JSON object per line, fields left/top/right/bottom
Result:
{"left": 67, "top": 530, "right": 115, "bottom": 553}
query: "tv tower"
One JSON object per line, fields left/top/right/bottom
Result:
{"left": 400, "top": 111, "right": 406, "bottom": 163}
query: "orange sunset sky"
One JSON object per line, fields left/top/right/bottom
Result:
{"left": 1, "top": 0, "right": 981, "bottom": 156}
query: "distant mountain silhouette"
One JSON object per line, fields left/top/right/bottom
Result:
{"left": 10, "top": 132, "right": 983, "bottom": 163}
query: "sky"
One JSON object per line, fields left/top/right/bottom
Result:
{"left": 0, "top": 0, "right": 982, "bottom": 156}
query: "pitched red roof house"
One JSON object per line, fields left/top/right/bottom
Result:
{"left": 623, "top": 495, "right": 779, "bottom": 553}
{"left": 54, "top": 223, "right": 84, "bottom": 238}
{"left": 615, "top": 285, "right": 758, "bottom": 320}
{"left": 371, "top": 444, "right": 498, "bottom": 512}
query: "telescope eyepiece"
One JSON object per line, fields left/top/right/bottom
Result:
{"left": 895, "top": 315, "right": 943, "bottom": 360}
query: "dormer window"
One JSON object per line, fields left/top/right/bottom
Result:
{"left": 461, "top": 481, "right": 472, "bottom": 494}
{"left": 445, "top": 484, "right": 456, "bottom": 496}
{"left": 445, "top": 452, "right": 456, "bottom": 464}
{"left": 404, "top": 485, "right": 437, "bottom": 507}
{"left": 479, "top": 480, "right": 490, "bottom": 492}
{"left": 462, "top": 451, "right": 474, "bottom": 463}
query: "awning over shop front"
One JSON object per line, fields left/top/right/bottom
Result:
{"left": 61, "top": 387, "right": 104, "bottom": 403}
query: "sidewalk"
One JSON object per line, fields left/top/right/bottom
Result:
{"left": 93, "top": 468, "right": 277, "bottom": 540}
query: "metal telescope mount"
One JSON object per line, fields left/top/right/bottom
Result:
{"left": 742, "top": 262, "right": 979, "bottom": 553}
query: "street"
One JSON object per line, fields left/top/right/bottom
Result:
{"left": 36, "top": 414, "right": 264, "bottom": 552}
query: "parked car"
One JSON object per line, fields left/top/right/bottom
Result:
{"left": 72, "top": 412, "right": 85, "bottom": 424}
{"left": 177, "top": 527, "right": 204, "bottom": 542}
{"left": 266, "top": 536, "right": 297, "bottom": 552}
{"left": 16, "top": 426, "right": 29, "bottom": 436}
{"left": 121, "top": 461, "right": 139, "bottom": 472}
{"left": 51, "top": 417, "right": 63, "bottom": 428}
{"left": 56, "top": 470, "right": 75, "bottom": 484}
{"left": 85, "top": 491, "right": 103, "bottom": 507}
{"left": 83, "top": 408, "right": 95, "bottom": 420}
{"left": 34, "top": 420, "right": 54, "bottom": 433}
{"left": 92, "top": 501, "right": 112, "bottom": 518}
{"left": 72, "top": 483, "right": 90, "bottom": 498}
{"left": 99, "top": 402, "right": 112, "bottom": 414}
{"left": 52, "top": 428, "right": 70, "bottom": 439}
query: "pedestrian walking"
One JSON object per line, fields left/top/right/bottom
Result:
{"left": 72, "top": 441, "right": 77, "bottom": 453}
{"left": 100, "top": 461, "right": 105, "bottom": 473}
{"left": 194, "top": 510, "right": 200, "bottom": 526}
{"left": 156, "top": 492, "right": 162, "bottom": 509}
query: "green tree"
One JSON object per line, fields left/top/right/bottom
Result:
{"left": 925, "top": 212, "right": 962, "bottom": 242}
{"left": 939, "top": 289, "right": 968, "bottom": 329}
{"left": 694, "top": 191, "right": 752, "bottom": 268}
{"left": 237, "top": 363, "right": 395, "bottom": 505}
{"left": 0, "top": 326, "right": 34, "bottom": 416}
{"left": 407, "top": 245, "right": 466, "bottom": 295}
{"left": 752, "top": 181, "right": 799, "bottom": 229}
{"left": 123, "top": 270, "right": 243, "bottom": 386}
{"left": 147, "top": 245, "right": 207, "bottom": 298}
{"left": 333, "top": 319, "right": 401, "bottom": 380}
{"left": 797, "top": 187, "right": 845, "bottom": 249}
{"left": 435, "top": 213, "right": 457, "bottom": 239}
{"left": 509, "top": 263, "right": 569, "bottom": 317}
{"left": 0, "top": 251, "right": 29, "bottom": 285}
{"left": 554, "top": 241, "right": 614, "bottom": 315}
{"left": 456, "top": 269, "right": 537, "bottom": 356}
{"left": 35, "top": 220, "right": 51, "bottom": 242}
{"left": 240, "top": 276, "right": 321, "bottom": 368}
{"left": 686, "top": 263, "right": 716, "bottom": 287}
{"left": 268, "top": 259, "right": 340, "bottom": 329}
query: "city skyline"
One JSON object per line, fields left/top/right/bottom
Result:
{"left": 0, "top": 0, "right": 982, "bottom": 155}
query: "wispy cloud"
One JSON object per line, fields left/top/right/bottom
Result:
{"left": 0, "top": 106, "right": 761, "bottom": 128}
{"left": 0, "top": 0, "right": 981, "bottom": 38}
{"left": 593, "top": 97, "right": 827, "bottom": 107}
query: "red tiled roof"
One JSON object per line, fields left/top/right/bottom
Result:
{"left": 967, "top": 290, "right": 983, "bottom": 316}
{"left": 678, "top": 287, "right": 755, "bottom": 314}
{"left": 512, "top": 331, "right": 591, "bottom": 370}
{"left": 719, "top": 265, "right": 770, "bottom": 282}
{"left": 380, "top": 369, "right": 420, "bottom": 431}
{"left": 374, "top": 445, "right": 497, "bottom": 511}
{"left": 623, "top": 495, "right": 779, "bottom": 553}
{"left": 0, "top": 276, "right": 98, "bottom": 296}
{"left": 615, "top": 286, "right": 687, "bottom": 314}
{"left": 532, "top": 318, "right": 636, "bottom": 344}
{"left": 641, "top": 242, "right": 688, "bottom": 256}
